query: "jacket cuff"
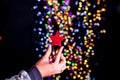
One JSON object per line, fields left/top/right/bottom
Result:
{"left": 28, "top": 65, "right": 43, "bottom": 80}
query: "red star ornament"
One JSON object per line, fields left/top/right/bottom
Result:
{"left": 50, "top": 31, "right": 65, "bottom": 47}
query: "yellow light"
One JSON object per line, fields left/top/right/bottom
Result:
{"left": 74, "top": 71, "right": 77, "bottom": 75}
{"left": 65, "top": 21, "right": 68, "bottom": 24}
{"left": 87, "top": 49, "right": 90, "bottom": 53}
{"left": 52, "top": 12, "right": 55, "bottom": 15}
{"left": 80, "top": 76, "right": 83, "bottom": 79}
{"left": 88, "top": 3, "right": 91, "bottom": 6}
{"left": 100, "top": 29, "right": 106, "bottom": 33}
{"left": 86, "top": 52, "right": 89, "bottom": 56}
{"left": 70, "top": 73, "right": 73, "bottom": 76}
{"left": 85, "top": 7, "right": 88, "bottom": 11}
{"left": 80, "top": 61, "right": 82, "bottom": 65}
{"left": 46, "top": 15, "right": 49, "bottom": 18}
{"left": 83, "top": 71, "right": 86, "bottom": 74}
{"left": 81, "top": 0, "right": 85, "bottom": 2}
{"left": 97, "top": 10, "right": 101, "bottom": 13}
{"left": 80, "top": 67, "right": 83, "bottom": 70}
{"left": 78, "top": 8, "right": 81, "bottom": 11}
{"left": 86, "top": 64, "right": 89, "bottom": 68}
{"left": 49, "top": 39, "right": 52, "bottom": 42}
{"left": 89, "top": 46, "right": 92, "bottom": 49}
{"left": 57, "top": 22, "right": 60, "bottom": 25}
{"left": 73, "top": 76, "right": 76, "bottom": 79}
{"left": 74, "top": 66, "right": 77, "bottom": 69}
{"left": 97, "top": 0, "right": 101, "bottom": 5}
{"left": 78, "top": 75, "right": 80, "bottom": 78}
{"left": 45, "top": 44, "right": 48, "bottom": 48}
{"left": 88, "top": 12, "right": 91, "bottom": 16}
{"left": 67, "top": 6, "right": 71, "bottom": 9}
{"left": 91, "top": 52, "right": 95, "bottom": 56}
{"left": 88, "top": 69, "right": 92, "bottom": 73}
{"left": 43, "top": 6, "right": 47, "bottom": 9}
{"left": 64, "top": 15, "right": 67, "bottom": 20}
{"left": 96, "top": 13, "right": 101, "bottom": 16}
{"left": 79, "top": 2, "right": 82, "bottom": 7}
{"left": 85, "top": 75, "right": 88, "bottom": 79}
{"left": 88, "top": 34, "right": 91, "bottom": 38}
{"left": 77, "top": 12, "right": 80, "bottom": 16}
{"left": 89, "top": 30, "right": 93, "bottom": 33}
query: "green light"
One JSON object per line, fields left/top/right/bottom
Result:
{"left": 59, "top": 24, "right": 64, "bottom": 28}
{"left": 47, "top": 11, "right": 50, "bottom": 15}
{"left": 72, "top": 63, "right": 75, "bottom": 66}
{"left": 63, "top": 52, "right": 67, "bottom": 56}
{"left": 44, "top": 24, "right": 48, "bottom": 27}
{"left": 62, "top": 0, "right": 65, "bottom": 4}
{"left": 57, "top": 3, "right": 60, "bottom": 6}
{"left": 76, "top": 51, "right": 79, "bottom": 54}
{"left": 48, "top": 2, "right": 53, "bottom": 6}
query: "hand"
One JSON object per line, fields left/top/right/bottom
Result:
{"left": 35, "top": 44, "right": 66, "bottom": 77}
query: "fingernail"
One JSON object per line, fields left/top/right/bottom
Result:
{"left": 62, "top": 53, "right": 63, "bottom": 55}
{"left": 62, "top": 46, "right": 64, "bottom": 49}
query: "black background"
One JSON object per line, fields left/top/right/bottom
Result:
{"left": 0, "top": 0, "right": 113, "bottom": 80}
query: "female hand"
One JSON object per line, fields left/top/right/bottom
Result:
{"left": 35, "top": 44, "right": 66, "bottom": 77}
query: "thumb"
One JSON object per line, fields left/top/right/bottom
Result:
{"left": 44, "top": 44, "right": 52, "bottom": 58}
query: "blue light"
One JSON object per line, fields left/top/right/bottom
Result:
{"left": 75, "top": 1, "right": 78, "bottom": 5}
{"left": 35, "top": 48, "right": 39, "bottom": 51}
{"left": 33, "top": 5, "right": 38, "bottom": 9}
{"left": 66, "top": 76, "right": 69, "bottom": 79}
{"left": 92, "top": 77, "right": 96, "bottom": 80}
{"left": 38, "top": 28, "right": 42, "bottom": 31}
{"left": 93, "top": 5, "right": 96, "bottom": 8}
{"left": 37, "top": 11, "right": 41, "bottom": 16}
{"left": 33, "top": 28, "right": 37, "bottom": 32}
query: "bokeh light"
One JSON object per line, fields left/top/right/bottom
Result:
{"left": 32, "top": 0, "right": 106, "bottom": 80}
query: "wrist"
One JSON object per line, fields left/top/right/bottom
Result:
{"left": 28, "top": 65, "right": 43, "bottom": 80}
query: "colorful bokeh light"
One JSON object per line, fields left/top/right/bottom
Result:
{"left": 32, "top": 0, "right": 106, "bottom": 80}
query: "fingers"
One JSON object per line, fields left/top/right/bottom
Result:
{"left": 44, "top": 44, "right": 52, "bottom": 58}
{"left": 60, "top": 54, "right": 66, "bottom": 70}
{"left": 60, "top": 54, "right": 66, "bottom": 64}
{"left": 54, "top": 46, "right": 64, "bottom": 63}
{"left": 61, "top": 65, "right": 66, "bottom": 72}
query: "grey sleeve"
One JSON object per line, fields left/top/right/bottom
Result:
{"left": 5, "top": 70, "right": 31, "bottom": 80}
{"left": 4, "top": 66, "right": 43, "bottom": 80}
{"left": 28, "top": 65, "right": 43, "bottom": 80}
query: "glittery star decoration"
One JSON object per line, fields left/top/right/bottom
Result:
{"left": 50, "top": 31, "right": 65, "bottom": 47}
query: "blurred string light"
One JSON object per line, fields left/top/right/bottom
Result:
{"left": 32, "top": 0, "right": 106, "bottom": 80}
{"left": 0, "top": 36, "right": 2, "bottom": 41}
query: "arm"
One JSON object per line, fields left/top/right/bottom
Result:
{"left": 5, "top": 66, "right": 43, "bottom": 80}
{"left": 5, "top": 70, "right": 31, "bottom": 80}
{"left": 5, "top": 45, "right": 66, "bottom": 80}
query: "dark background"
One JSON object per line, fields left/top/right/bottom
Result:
{"left": 0, "top": 0, "right": 113, "bottom": 80}
{"left": 0, "top": 0, "right": 37, "bottom": 79}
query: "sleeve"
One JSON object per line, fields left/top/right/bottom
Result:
{"left": 28, "top": 65, "right": 43, "bottom": 80}
{"left": 5, "top": 70, "right": 31, "bottom": 80}
{"left": 5, "top": 65, "right": 43, "bottom": 80}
